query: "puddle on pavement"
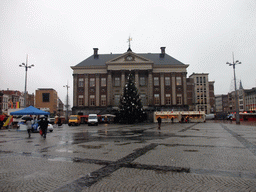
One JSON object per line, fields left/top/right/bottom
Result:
{"left": 26, "top": 141, "right": 33, "bottom": 143}
{"left": 79, "top": 144, "right": 105, "bottom": 149}
{"left": 115, "top": 142, "right": 131, "bottom": 146}
{"left": 40, "top": 149, "right": 49, "bottom": 153}
{"left": 56, "top": 149, "right": 74, "bottom": 153}
{"left": 134, "top": 140, "right": 146, "bottom": 144}
{"left": 48, "top": 157, "right": 73, "bottom": 162}
{"left": 192, "top": 168, "right": 256, "bottom": 180}
{"left": 22, "top": 152, "right": 32, "bottom": 155}
{"left": 70, "top": 130, "right": 175, "bottom": 145}
{"left": 183, "top": 149, "right": 199, "bottom": 152}
{"left": 0, "top": 150, "right": 13, "bottom": 154}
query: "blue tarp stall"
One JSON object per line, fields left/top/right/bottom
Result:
{"left": 10, "top": 106, "right": 50, "bottom": 116}
{"left": 10, "top": 106, "right": 50, "bottom": 132}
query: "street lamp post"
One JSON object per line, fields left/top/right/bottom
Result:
{"left": 63, "top": 84, "right": 70, "bottom": 123}
{"left": 226, "top": 53, "right": 241, "bottom": 124}
{"left": 19, "top": 55, "right": 34, "bottom": 108}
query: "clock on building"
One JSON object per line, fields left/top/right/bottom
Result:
{"left": 126, "top": 56, "right": 133, "bottom": 61}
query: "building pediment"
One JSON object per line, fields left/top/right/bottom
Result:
{"left": 106, "top": 52, "right": 153, "bottom": 71}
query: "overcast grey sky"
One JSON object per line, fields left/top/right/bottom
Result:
{"left": 1, "top": 0, "right": 256, "bottom": 106}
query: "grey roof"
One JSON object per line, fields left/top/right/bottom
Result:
{"left": 74, "top": 52, "right": 186, "bottom": 67}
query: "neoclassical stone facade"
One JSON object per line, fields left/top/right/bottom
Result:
{"left": 71, "top": 47, "right": 190, "bottom": 115}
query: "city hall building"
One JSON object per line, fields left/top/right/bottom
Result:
{"left": 71, "top": 47, "right": 214, "bottom": 117}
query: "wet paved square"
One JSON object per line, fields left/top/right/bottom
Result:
{"left": 1, "top": 122, "right": 256, "bottom": 191}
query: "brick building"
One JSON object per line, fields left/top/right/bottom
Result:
{"left": 35, "top": 88, "right": 58, "bottom": 115}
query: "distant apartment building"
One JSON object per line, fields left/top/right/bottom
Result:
{"left": 188, "top": 73, "right": 215, "bottom": 114}
{"left": 227, "top": 81, "right": 245, "bottom": 113}
{"left": 244, "top": 88, "right": 256, "bottom": 111}
{"left": 215, "top": 94, "right": 229, "bottom": 113}
{"left": 57, "top": 98, "right": 64, "bottom": 116}
{"left": 26, "top": 93, "right": 35, "bottom": 107}
{"left": 0, "top": 90, "right": 34, "bottom": 113}
{"left": 35, "top": 88, "right": 58, "bottom": 114}
{"left": 186, "top": 78, "right": 195, "bottom": 111}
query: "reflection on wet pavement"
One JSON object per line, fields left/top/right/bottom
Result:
{"left": 2, "top": 122, "right": 256, "bottom": 191}
{"left": 68, "top": 130, "right": 176, "bottom": 145}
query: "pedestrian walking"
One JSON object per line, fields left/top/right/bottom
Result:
{"left": 157, "top": 117, "right": 162, "bottom": 130}
{"left": 41, "top": 117, "right": 49, "bottom": 139}
{"left": 57, "top": 117, "right": 62, "bottom": 127}
{"left": 26, "top": 120, "right": 32, "bottom": 138}
{"left": 38, "top": 117, "right": 43, "bottom": 137}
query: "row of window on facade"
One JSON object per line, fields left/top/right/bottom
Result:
{"left": 196, "top": 76, "right": 207, "bottom": 84}
{"left": 78, "top": 76, "right": 183, "bottom": 88}
{"left": 77, "top": 93, "right": 183, "bottom": 107}
{"left": 197, "top": 98, "right": 207, "bottom": 104}
{"left": 197, "top": 105, "right": 208, "bottom": 113}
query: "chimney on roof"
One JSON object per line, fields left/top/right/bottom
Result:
{"left": 160, "top": 47, "right": 166, "bottom": 58}
{"left": 93, "top": 48, "right": 99, "bottom": 59}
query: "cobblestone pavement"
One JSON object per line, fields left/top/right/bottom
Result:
{"left": 1, "top": 122, "right": 256, "bottom": 191}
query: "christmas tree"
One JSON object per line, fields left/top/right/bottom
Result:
{"left": 118, "top": 73, "right": 147, "bottom": 124}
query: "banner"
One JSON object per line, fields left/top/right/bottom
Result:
{"left": 8, "top": 100, "right": 13, "bottom": 109}
{"left": 3, "top": 116, "right": 13, "bottom": 127}
{"left": 16, "top": 102, "right": 19, "bottom": 109}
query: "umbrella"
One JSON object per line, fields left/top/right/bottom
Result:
{"left": 22, "top": 116, "right": 33, "bottom": 121}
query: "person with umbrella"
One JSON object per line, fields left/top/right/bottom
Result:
{"left": 40, "top": 116, "right": 49, "bottom": 139}
{"left": 26, "top": 119, "right": 32, "bottom": 138}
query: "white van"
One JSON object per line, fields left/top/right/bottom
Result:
{"left": 88, "top": 114, "right": 98, "bottom": 126}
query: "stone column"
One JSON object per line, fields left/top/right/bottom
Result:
{"left": 160, "top": 73, "right": 165, "bottom": 105}
{"left": 148, "top": 70, "right": 153, "bottom": 105}
{"left": 107, "top": 71, "right": 112, "bottom": 106}
{"left": 121, "top": 71, "right": 126, "bottom": 90}
{"left": 135, "top": 70, "right": 139, "bottom": 93}
{"left": 96, "top": 74, "right": 100, "bottom": 106}
{"left": 183, "top": 74, "right": 187, "bottom": 105}
{"left": 84, "top": 74, "right": 89, "bottom": 106}
{"left": 73, "top": 74, "right": 78, "bottom": 107}
{"left": 172, "top": 75, "right": 176, "bottom": 105}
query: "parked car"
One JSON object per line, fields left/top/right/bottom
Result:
{"left": 68, "top": 115, "right": 81, "bottom": 126}
{"left": 17, "top": 121, "right": 53, "bottom": 132}
{"left": 88, "top": 114, "right": 98, "bottom": 126}
{"left": 49, "top": 118, "right": 55, "bottom": 125}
